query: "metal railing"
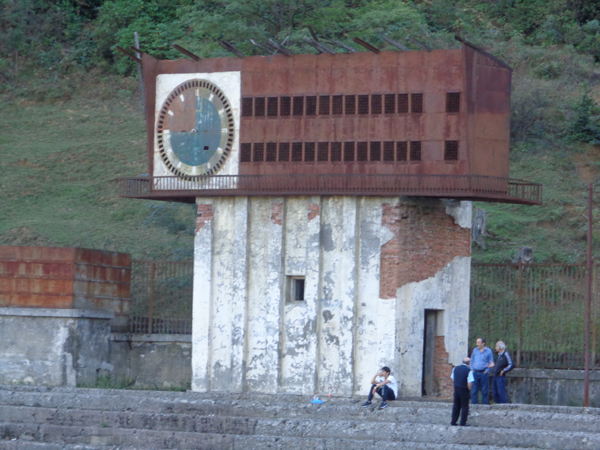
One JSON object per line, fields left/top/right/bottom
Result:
{"left": 128, "top": 260, "right": 193, "bottom": 334}
{"left": 120, "top": 174, "right": 542, "bottom": 205}
{"left": 470, "top": 263, "right": 600, "bottom": 369}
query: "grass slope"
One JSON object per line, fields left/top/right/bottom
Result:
{"left": 0, "top": 77, "right": 196, "bottom": 260}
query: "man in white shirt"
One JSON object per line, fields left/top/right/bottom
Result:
{"left": 361, "top": 366, "right": 398, "bottom": 410}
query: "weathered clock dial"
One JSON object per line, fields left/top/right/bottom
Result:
{"left": 156, "top": 79, "right": 235, "bottom": 178}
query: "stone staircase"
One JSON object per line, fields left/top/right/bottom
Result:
{"left": 0, "top": 385, "right": 599, "bottom": 449}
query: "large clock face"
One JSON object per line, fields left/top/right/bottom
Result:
{"left": 156, "top": 79, "right": 235, "bottom": 178}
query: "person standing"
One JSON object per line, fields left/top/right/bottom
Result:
{"left": 361, "top": 366, "right": 398, "bottom": 410}
{"left": 451, "top": 357, "right": 474, "bottom": 426}
{"left": 493, "top": 341, "right": 514, "bottom": 404}
{"left": 470, "top": 337, "right": 494, "bottom": 404}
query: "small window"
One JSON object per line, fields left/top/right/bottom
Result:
{"left": 266, "top": 142, "right": 277, "bottom": 161}
{"left": 344, "top": 142, "right": 355, "bottom": 162}
{"left": 280, "top": 97, "right": 291, "bottom": 116}
{"left": 411, "top": 93, "right": 423, "bottom": 113}
{"left": 410, "top": 141, "right": 422, "bottom": 161}
{"left": 397, "top": 142, "right": 408, "bottom": 161}
{"left": 254, "top": 97, "right": 266, "bottom": 117}
{"left": 332, "top": 95, "right": 344, "bottom": 115}
{"left": 306, "top": 96, "right": 317, "bottom": 116}
{"left": 446, "top": 92, "right": 460, "bottom": 113}
{"left": 292, "top": 142, "right": 303, "bottom": 161}
{"left": 240, "top": 143, "right": 252, "bottom": 162}
{"left": 383, "top": 141, "right": 395, "bottom": 161}
{"left": 371, "top": 94, "right": 382, "bottom": 115}
{"left": 358, "top": 95, "right": 369, "bottom": 115}
{"left": 305, "top": 142, "right": 316, "bottom": 161}
{"left": 384, "top": 94, "right": 396, "bottom": 114}
{"left": 319, "top": 95, "right": 330, "bottom": 115}
{"left": 293, "top": 96, "right": 304, "bottom": 116}
{"left": 267, "top": 97, "right": 278, "bottom": 116}
{"left": 398, "top": 94, "right": 409, "bottom": 113}
{"left": 331, "top": 142, "right": 342, "bottom": 161}
{"left": 287, "top": 276, "right": 306, "bottom": 302}
{"left": 242, "top": 98, "right": 253, "bottom": 117}
{"left": 445, "top": 140, "right": 459, "bottom": 160}
{"left": 253, "top": 143, "right": 264, "bottom": 162}
{"left": 345, "top": 95, "right": 356, "bottom": 115}
{"left": 370, "top": 142, "right": 381, "bottom": 161}
{"left": 279, "top": 143, "right": 290, "bottom": 162}
{"left": 356, "top": 141, "right": 368, "bottom": 161}
{"left": 317, "top": 142, "right": 329, "bottom": 162}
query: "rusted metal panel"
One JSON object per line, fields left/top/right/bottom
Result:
{"left": 133, "top": 43, "right": 536, "bottom": 204}
{"left": 0, "top": 247, "right": 131, "bottom": 325}
{"left": 119, "top": 174, "right": 542, "bottom": 205}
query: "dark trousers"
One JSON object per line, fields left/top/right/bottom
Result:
{"left": 492, "top": 374, "right": 509, "bottom": 404}
{"left": 451, "top": 387, "right": 470, "bottom": 426}
{"left": 367, "top": 384, "right": 396, "bottom": 402}
{"left": 471, "top": 371, "right": 489, "bottom": 404}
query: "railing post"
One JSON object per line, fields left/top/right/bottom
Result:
{"left": 593, "top": 261, "right": 598, "bottom": 369}
{"left": 516, "top": 262, "right": 524, "bottom": 367}
{"left": 149, "top": 262, "right": 155, "bottom": 334}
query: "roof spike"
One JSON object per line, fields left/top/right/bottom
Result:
{"left": 406, "top": 36, "right": 431, "bottom": 52}
{"left": 172, "top": 44, "right": 200, "bottom": 61}
{"left": 328, "top": 39, "right": 356, "bottom": 53}
{"left": 219, "top": 40, "right": 245, "bottom": 58}
{"left": 381, "top": 35, "right": 410, "bottom": 52}
{"left": 303, "top": 37, "right": 336, "bottom": 55}
{"left": 352, "top": 37, "right": 380, "bottom": 54}
{"left": 250, "top": 39, "right": 273, "bottom": 55}
{"left": 266, "top": 38, "right": 293, "bottom": 56}
{"left": 116, "top": 46, "right": 141, "bottom": 64}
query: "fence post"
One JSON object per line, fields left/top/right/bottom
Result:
{"left": 593, "top": 262, "right": 598, "bottom": 369}
{"left": 149, "top": 262, "right": 155, "bottom": 334}
{"left": 516, "top": 262, "right": 524, "bottom": 367}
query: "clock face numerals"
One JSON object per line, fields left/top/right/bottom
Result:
{"left": 156, "top": 79, "right": 235, "bottom": 178}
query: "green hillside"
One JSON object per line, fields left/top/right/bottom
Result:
{"left": 1, "top": 0, "right": 600, "bottom": 262}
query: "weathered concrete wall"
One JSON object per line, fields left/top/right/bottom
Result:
{"left": 0, "top": 308, "right": 113, "bottom": 387}
{"left": 192, "top": 196, "right": 472, "bottom": 397}
{"left": 110, "top": 334, "right": 191, "bottom": 390}
{"left": 507, "top": 368, "right": 600, "bottom": 407}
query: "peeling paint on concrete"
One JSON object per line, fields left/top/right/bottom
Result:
{"left": 192, "top": 196, "right": 471, "bottom": 397}
{"left": 445, "top": 200, "right": 473, "bottom": 229}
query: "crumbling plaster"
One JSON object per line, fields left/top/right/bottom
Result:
{"left": 192, "top": 196, "right": 472, "bottom": 397}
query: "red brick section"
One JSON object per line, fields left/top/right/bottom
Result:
{"left": 196, "top": 204, "right": 213, "bottom": 232}
{"left": 379, "top": 202, "right": 470, "bottom": 299}
{"left": 433, "top": 335, "right": 454, "bottom": 399}
{"left": 308, "top": 203, "right": 320, "bottom": 221}
{"left": 271, "top": 202, "right": 283, "bottom": 225}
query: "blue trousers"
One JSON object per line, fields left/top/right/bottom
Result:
{"left": 471, "top": 371, "right": 489, "bottom": 404}
{"left": 492, "top": 374, "right": 509, "bottom": 403}
{"left": 367, "top": 384, "right": 396, "bottom": 402}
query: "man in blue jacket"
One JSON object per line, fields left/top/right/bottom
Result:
{"left": 493, "top": 341, "right": 514, "bottom": 403}
{"left": 470, "top": 337, "right": 494, "bottom": 404}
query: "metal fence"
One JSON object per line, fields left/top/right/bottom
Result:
{"left": 470, "top": 263, "right": 599, "bottom": 369}
{"left": 129, "top": 260, "right": 193, "bottom": 334}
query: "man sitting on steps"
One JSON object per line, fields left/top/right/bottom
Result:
{"left": 361, "top": 366, "right": 398, "bottom": 410}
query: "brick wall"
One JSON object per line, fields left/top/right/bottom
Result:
{"left": 433, "top": 335, "right": 454, "bottom": 399}
{"left": 196, "top": 204, "right": 213, "bottom": 232}
{"left": 380, "top": 202, "right": 470, "bottom": 299}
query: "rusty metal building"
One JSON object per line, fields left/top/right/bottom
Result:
{"left": 120, "top": 42, "right": 540, "bottom": 398}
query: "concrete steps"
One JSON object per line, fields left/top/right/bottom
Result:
{"left": 0, "top": 386, "right": 598, "bottom": 449}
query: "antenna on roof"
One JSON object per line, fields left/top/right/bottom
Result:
{"left": 266, "top": 38, "right": 293, "bottom": 56}
{"left": 172, "top": 44, "right": 200, "bottom": 61}
{"left": 352, "top": 37, "right": 380, "bottom": 54}
{"left": 303, "top": 37, "right": 336, "bottom": 54}
{"left": 406, "top": 37, "right": 431, "bottom": 52}
{"left": 328, "top": 39, "right": 356, "bottom": 53}
{"left": 219, "top": 40, "right": 245, "bottom": 58}
{"left": 250, "top": 39, "right": 272, "bottom": 55}
{"left": 381, "top": 35, "right": 410, "bottom": 51}
{"left": 116, "top": 46, "right": 141, "bottom": 64}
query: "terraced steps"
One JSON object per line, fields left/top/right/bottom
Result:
{"left": 0, "top": 386, "right": 598, "bottom": 449}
